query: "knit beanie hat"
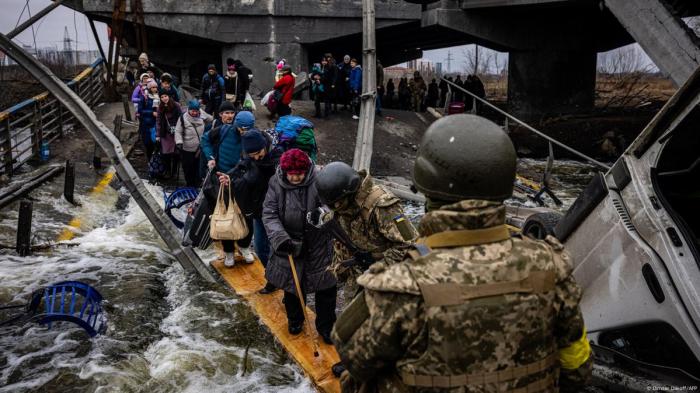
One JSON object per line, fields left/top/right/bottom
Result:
{"left": 146, "top": 80, "right": 158, "bottom": 89}
{"left": 219, "top": 100, "right": 236, "bottom": 113}
{"left": 280, "top": 148, "right": 311, "bottom": 175}
{"left": 241, "top": 129, "right": 267, "bottom": 153}
{"left": 233, "top": 110, "right": 255, "bottom": 129}
{"left": 344, "top": 55, "right": 351, "bottom": 62}
{"left": 187, "top": 99, "right": 200, "bottom": 111}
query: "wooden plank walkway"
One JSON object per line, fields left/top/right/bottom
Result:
{"left": 212, "top": 258, "right": 341, "bottom": 393}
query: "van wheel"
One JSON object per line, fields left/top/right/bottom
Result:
{"left": 522, "top": 212, "right": 562, "bottom": 240}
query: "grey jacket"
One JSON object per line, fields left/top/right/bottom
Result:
{"left": 262, "top": 165, "right": 336, "bottom": 294}
{"left": 174, "top": 110, "right": 213, "bottom": 152}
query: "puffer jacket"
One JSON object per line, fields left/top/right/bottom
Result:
{"left": 349, "top": 65, "right": 362, "bottom": 92}
{"left": 200, "top": 123, "right": 242, "bottom": 173}
{"left": 174, "top": 110, "right": 213, "bottom": 153}
{"left": 262, "top": 165, "right": 336, "bottom": 295}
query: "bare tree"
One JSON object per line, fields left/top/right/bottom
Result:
{"left": 597, "top": 45, "right": 657, "bottom": 109}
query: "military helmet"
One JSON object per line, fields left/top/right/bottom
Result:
{"left": 413, "top": 114, "right": 516, "bottom": 202}
{"left": 316, "top": 162, "right": 361, "bottom": 205}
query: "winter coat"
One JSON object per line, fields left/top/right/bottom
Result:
{"left": 175, "top": 110, "right": 213, "bottom": 153}
{"left": 234, "top": 61, "right": 252, "bottom": 97}
{"left": 200, "top": 123, "right": 242, "bottom": 172}
{"left": 322, "top": 63, "right": 338, "bottom": 91}
{"left": 131, "top": 84, "right": 146, "bottom": 103}
{"left": 337, "top": 62, "right": 352, "bottom": 91}
{"left": 262, "top": 165, "right": 336, "bottom": 295}
{"left": 227, "top": 136, "right": 283, "bottom": 218}
{"left": 274, "top": 74, "right": 296, "bottom": 105}
{"left": 156, "top": 102, "right": 183, "bottom": 154}
{"left": 137, "top": 95, "right": 157, "bottom": 132}
{"left": 224, "top": 71, "right": 238, "bottom": 96}
{"left": 201, "top": 73, "right": 225, "bottom": 105}
{"left": 349, "top": 65, "right": 362, "bottom": 92}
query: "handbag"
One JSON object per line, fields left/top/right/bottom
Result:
{"left": 210, "top": 178, "right": 249, "bottom": 241}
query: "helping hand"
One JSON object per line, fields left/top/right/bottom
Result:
{"left": 217, "top": 172, "right": 229, "bottom": 186}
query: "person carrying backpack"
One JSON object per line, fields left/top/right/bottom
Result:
{"left": 175, "top": 100, "right": 213, "bottom": 187}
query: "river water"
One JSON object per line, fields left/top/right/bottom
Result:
{"left": 0, "top": 158, "right": 598, "bottom": 392}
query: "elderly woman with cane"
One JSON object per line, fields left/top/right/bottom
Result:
{"left": 262, "top": 149, "right": 337, "bottom": 343}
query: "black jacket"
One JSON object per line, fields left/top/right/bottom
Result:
{"left": 227, "top": 136, "right": 283, "bottom": 218}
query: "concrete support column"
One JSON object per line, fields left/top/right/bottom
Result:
{"left": 222, "top": 43, "right": 308, "bottom": 97}
{"left": 507, "top": 48, "right": 596, "bottom": 120}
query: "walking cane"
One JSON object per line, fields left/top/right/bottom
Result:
{"left": 288, "top": 253, "right": 320, "bottom": 357}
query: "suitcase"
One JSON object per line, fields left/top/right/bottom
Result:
{"left": 448, "top": 102, "right": 465, "bottom": 115}
{"left": 184, "top": 195, "right": 214, "bottom": 250}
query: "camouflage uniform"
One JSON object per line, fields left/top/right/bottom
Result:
{"left": 332, "top": 200, "right": 592, "bottom": 393}
{"left": 409, "top": 76, "right": 426, "bottom": 112}
{"left": 330, "top": 170, "right": 418, "bottom": 304}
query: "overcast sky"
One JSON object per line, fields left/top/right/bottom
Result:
{"left": 1, "top": 0, "right": 108, "bottom": 52}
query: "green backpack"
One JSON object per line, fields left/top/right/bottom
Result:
{"left": 294, "top": 127, "right": 317, "bottom": 162}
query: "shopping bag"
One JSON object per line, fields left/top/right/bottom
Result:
{"left": 244, "top": 91, "right": 256, "bottom": 111}
{"left": 261, "top": 90, "right": 273, "bottom": 107}
{"left": 209, "top": 179, "right": 249, "bottom": 240}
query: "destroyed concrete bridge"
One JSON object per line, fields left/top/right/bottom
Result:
{"left": 63, "top": 0, "right": 700, "bottom": 119}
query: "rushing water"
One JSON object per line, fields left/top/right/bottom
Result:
{"left": 0, "top": 158, "right": 597, "bottom": 392}
{"left": 0, "top": 165, "right": 311, "bottom": 393}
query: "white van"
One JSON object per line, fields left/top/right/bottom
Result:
{"left": 521, "top": 69, "right": 700, "bottom": 381}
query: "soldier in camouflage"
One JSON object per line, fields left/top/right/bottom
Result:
{"left": 331, "top": 115, "right": 592, "bottom": 393}
{"left": 315, "top": 162, "right": 418, "bottom": 306}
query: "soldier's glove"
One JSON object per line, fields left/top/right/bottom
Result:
{"left": 307, "top": 205, "right": 334, "bottom": 228}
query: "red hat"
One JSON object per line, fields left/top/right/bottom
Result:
{"left": 280, "top": 148, "right": 311, "bottom": 175}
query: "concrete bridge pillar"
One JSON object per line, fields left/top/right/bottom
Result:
{"left": 507, "top": 48, "right": 597, "bottom": 120}
{"left": 222, "top": 43, "right": 309, "bottom": 96}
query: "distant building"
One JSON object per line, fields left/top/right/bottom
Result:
{"left": 2, "top": 47, "right": 100, "bottom": 66}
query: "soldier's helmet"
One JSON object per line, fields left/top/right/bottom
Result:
{"left": 413, "top": 114, "right": 516, "bottom": 202}
{"left": 316, "top": 162, "right": 362, "bottom": 205}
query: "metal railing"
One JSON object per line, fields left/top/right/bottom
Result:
{"left": 442, "top": 77, "right": 611, "bottom": 171}
{"left": 0, "top": 58, "right": 104, "bottom": 177}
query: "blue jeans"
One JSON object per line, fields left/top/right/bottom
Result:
{"left": 253, "top": 217, "right": 270, "bottom": 266}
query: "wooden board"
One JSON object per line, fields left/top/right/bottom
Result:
{"left": 212, "top": 258, "right": 341, "bottom": 393}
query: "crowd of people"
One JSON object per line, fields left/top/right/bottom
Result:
{"left": 126, "top": 52, "right": 592, "bottom": 393}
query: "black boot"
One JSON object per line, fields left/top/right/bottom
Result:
{"left": 258, "top": 282, "right": 278, "bottom": 294}
{"left": 331, "top": 362, "right": 346, "bottom": 377}
{"left": 288, "top": 323, "right": 303, "bottom": 335}
{"left": 320, "top": 331, "right": 333, "bottom": 345}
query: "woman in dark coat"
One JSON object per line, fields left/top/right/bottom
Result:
{"left": 156, "top": 90, "right": 182, "bottom": 178}
{"left": 262, "top": 148, "right": 337, "bottom": 342}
